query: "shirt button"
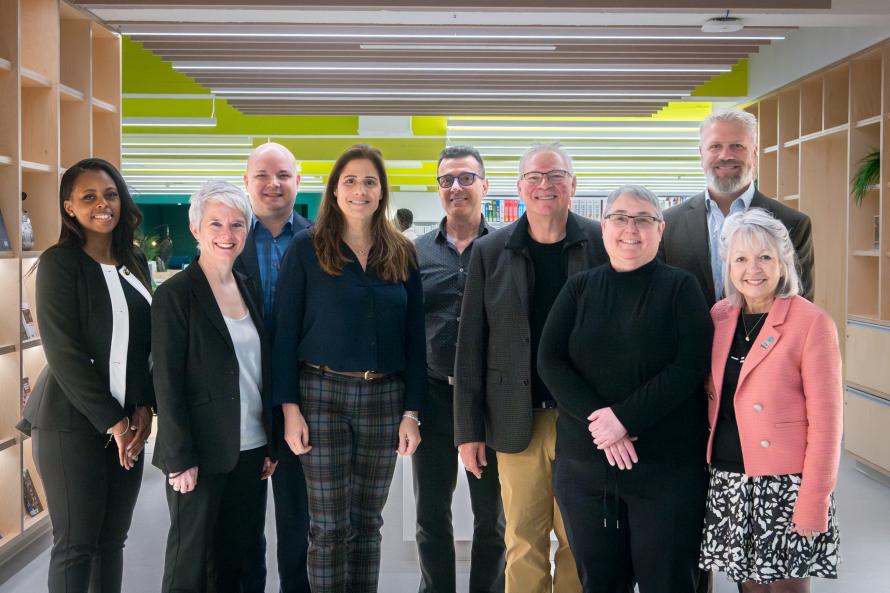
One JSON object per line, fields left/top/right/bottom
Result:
{"left": 457, "top": 291, "right": 463, "bottom": 297}
{"left": 753, "top": 404, "right": 763, "bottom": 412}
{"left": 522, "top": 379, "right": 529, "bottom": 386}
{"left": 459, "top": 267, "right": 464, "bottom": 273}
{"left": 456, "top": 316, "right": 461, "bottom": 322}
{"left": 760, "top": 440, "right": 770, "bottom": 448}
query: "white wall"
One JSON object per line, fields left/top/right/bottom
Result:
{"left": 391, "top": 191, "right": 445, "bottom": 225}
{"left": 747, "top": 26, "right": 890, "bottom": 100}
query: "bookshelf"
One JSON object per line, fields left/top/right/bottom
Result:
{"left": 0, "top": 0, "right": 122, "bottom": 560}
{"left": 747, "top": 39, "right": 890, "bottom": 476}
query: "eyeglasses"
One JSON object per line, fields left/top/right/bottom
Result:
{"left": 437, "top": 172, "right": 483, "bottom": 188}
{"left": 603, "top": 213, "right": 662, "bottom": 229}
{"left": 520, "top": 169, "right": 570, "bottom": 185}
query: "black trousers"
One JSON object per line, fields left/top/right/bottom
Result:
{"left": 553, "top": 456, "right": 707, "bottom": 593}
{"left": 271, "top": 444, "right": 312, "bottom": 593}
{"left": 33, "top": 428, "right": 144, "bottom": 593}
{"left": 161, "top": 447, "right": 267, "bottom": 593}
{"left": 241, "top": 443, "right": 311, "bottom": 593}
{"left": 412, "top": 378, "right": 506, "bottom": 593}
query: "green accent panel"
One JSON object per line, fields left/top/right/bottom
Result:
{"left": 123, "top": 39, "right": 207, "bottom": 94}
{"left": 412, "top": 116, "right": 448, "bottom": 136}
{"left": 296, "top": 192, "right": 322, "bottom": 220}
{"left": 691, "top": 60, "right": 747, "bottom": 97}
{"left": 135, "top": 194, "right": 191, "bottom": 205}
{"left": 139, "top": 204, "right": 197, "bottom": 259}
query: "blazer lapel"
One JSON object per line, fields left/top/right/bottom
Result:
{"left": 736, "top": 298, "right": 791, "bottom": 391}
{"left": 710, "top": 304, "right": 739, "bottom": 401}
{"left": 684, "top": 194, "right": 717, "bottom": 302}
{"left": 188, "top": 260, "right": 235, "bottom": 353}
{"left": 237, "top": 228, "right": 261, "bottom": 285}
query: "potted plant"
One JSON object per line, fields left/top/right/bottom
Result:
{"left": 851, "top": 149, "right": 880, "bottom": 206}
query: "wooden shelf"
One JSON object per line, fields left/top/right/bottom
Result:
{"left": 853, "top": 249, "right": 881, "bottom": 257}
{"left": 21, "top": 251, "right": 43, "bottom": 259}
{"left": 20, "top": 160, "right": 50, "bottom": 173}
{"left": 59, "top": 84, "right": 85, "bottom": 102}
{"left": 0, "top": 57, "right": 10, "bottom": 72}
{"left": 0, "top": 155, "right": 11, "bottom": 166}
{"left": 0, "top": 344, "right": 15, "bottom": 356}
{"left": 763, "top": 144, "right": 779, "bottom": 154}
{"left": 22, "top": 338, "right": 41, "bottom": 350}
{"left": 23, "top": 511, "right": 48, "bottom": 532}
{"left": 0, "top": 252, "right": 15, "bottom": 259}
{"left": 91, "top": 97, "right": 116, "bottom": 113}
{"left": 856, "top": 115, "right": 882, "bottom": 128}
{"left": 19, "top": 67, "right": 51, "bottom": 88}
{"left": 781, "top": 194, "right": 800, "bottom": 202}
{"left": 800, "top": 123, "right": 850, "bottom": 143}
{"left": 0, "top": 437, "right": 16, "bottom": 454}
{"left": 783, "top": 139, "right": 801, "bottom": 148}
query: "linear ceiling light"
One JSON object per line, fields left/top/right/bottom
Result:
{"left": 122, "top": 117, "right": 217, "bottom": 127}
{"left": 216, "top": 89, "right": 688, "bottom": 98}
{"left": 131, "top": 31, "right": 784, "bottom": 41}
{"left": 174, "top": 64, "right": 729, "bottom": 74}
{"left": 359, "top": 44, "right": 557, "bottom": 51}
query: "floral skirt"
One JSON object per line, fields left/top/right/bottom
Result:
{"left": 699, "top": 468, "right": 840, "bottom": 584}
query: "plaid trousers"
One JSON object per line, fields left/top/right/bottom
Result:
{"left": 299, "top": 366, "right": 404, "bottom": 593}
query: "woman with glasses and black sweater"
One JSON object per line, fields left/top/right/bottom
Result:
{"left": 538, "top": 185, "right": 712, "bottom": 593}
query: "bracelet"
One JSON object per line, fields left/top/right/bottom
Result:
{"left": 402, "top": 412, "right": 421, "bottom": 426}
{"left": 112, "top": 417, "right": 131, "bottom": 437}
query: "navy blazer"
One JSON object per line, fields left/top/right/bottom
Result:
{"left": 151, "top": 260, "right": 275, "bottom": 475}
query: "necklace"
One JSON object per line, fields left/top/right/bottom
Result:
{"left": 345, "top": 240, "right": 371, "bottom": 257}
{"left": 741, "top": 312, "right": 767, "bottom": 342}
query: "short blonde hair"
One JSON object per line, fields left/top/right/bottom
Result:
{"left": 719, "top": 208, "right": 801, "bottom": 306}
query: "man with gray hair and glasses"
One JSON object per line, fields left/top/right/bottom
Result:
{"left": 454, "top": 143, "right": 607, "bottom": 593}
{"left": 661, "top": 108, "right": 814, "bottom": 307}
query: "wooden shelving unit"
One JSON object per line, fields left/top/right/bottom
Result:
{"left": 748, "top": 40, "right": 890, "bottom": 477}
{"left": 0, "top": 0, "right": 122, "bottom": 560}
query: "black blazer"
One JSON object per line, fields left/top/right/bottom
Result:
{"left": 660, "top": 189, "right": 815, "bottom": 307}
{"left": 26, "top": 245, "right": 154, "bottom": 434}
{"left": 151, "top": 260, "right": 275, "bottom": 475}
{"left": 453, "top": 212, "right": 608, "bottom": 453}
{"left": 234, "top": 213, "right": 311, "bottom": 316}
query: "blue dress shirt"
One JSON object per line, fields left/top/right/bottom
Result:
{"left": 252, "top": 212, "right": 297, "bottom": 326}
{"left": 705, "top": 183, "right": 755, "bottom": 300}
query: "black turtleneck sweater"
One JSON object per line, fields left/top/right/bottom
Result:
{"left": 537, "top": 259, "right": 713, "bottom": 464}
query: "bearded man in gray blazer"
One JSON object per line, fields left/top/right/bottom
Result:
{"left": 661, "top": 109, "right": 814, "bottom": 308}
{"left": 454, "top": 143, "right": 607, "bottom": 593}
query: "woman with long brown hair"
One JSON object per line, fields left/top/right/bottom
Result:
{"left": 272, "top": 144, "right": 426, "bottom": 593}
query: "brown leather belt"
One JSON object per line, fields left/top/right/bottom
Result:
{"left": 303, "top": 362, "right": 389, "bottom": 381}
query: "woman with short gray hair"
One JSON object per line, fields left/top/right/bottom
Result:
{"left": 153, "top": 180, "right": 278, "bottom": 592}
{"left": 700, "top": 208, "right": 842, "bottom": 592}
{"left": 539, "top": 184, "right": 712, "bottom": 592}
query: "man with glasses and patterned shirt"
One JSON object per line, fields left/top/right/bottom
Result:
{"left": 413, "top": 145, "right": 506, "bottom": 593}
{"left": 454, "top": 143, "right": 607, "bottom": 593}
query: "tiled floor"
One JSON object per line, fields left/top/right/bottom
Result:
{"left": 0, "top": 451, "right": 887, "bottom": 593}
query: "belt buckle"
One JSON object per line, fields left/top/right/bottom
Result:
{"left": 363, "top": 370, "right": 372, "bottom": 381}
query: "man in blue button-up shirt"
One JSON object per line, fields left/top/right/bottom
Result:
{"left": 236, "top": 142, "right": 311, "bottom": 593}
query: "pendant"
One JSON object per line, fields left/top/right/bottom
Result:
{"left": 745, "top": 336, "right": 750, "bottom": 342}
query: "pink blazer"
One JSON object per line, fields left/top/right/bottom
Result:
{"left": 706, "top": 295, "right": 843, "bottom": 532}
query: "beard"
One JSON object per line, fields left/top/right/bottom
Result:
{"left": 706, "top": 161, "right": 754, "bottom": 195}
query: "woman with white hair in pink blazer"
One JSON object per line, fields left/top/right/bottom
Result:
{"left": 699, "top": 207, "right": 842, "bottom": 593}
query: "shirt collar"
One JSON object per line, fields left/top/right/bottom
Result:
{"left": 704, "top": 182, "right": 755, "bottom": 214}
{"left": 435, "top": 214, "right": 489, "bottom": 244}
{"left": 251, "top": 211, "right": 296, "bottom": 234}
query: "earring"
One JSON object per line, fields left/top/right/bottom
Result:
{"left": 68, "top": 212, "right": 75, "bottom": 217}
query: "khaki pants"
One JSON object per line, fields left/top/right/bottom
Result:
{"left": 496, "top": 410, "right": 581, "bottom": 593}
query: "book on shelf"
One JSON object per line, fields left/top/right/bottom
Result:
{"left": 21, "top": 303, "right": 37, "bottom": 340}
{"left": 0, "top": 208, "right": 10, "bottom": 251}
{"left": 21, "top": 376, "right": 32, "bottom": 411}
{"left": 22, "top": 469, "right": 44, "bottom": 517}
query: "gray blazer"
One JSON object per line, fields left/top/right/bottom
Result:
{"left": 660, "top": 189, "right": 814, "bottom": 307}
{"left": 453, "top": 212, "right": 608, "bottom": 453}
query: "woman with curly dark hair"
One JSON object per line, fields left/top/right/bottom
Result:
{"left": 273, "top": 144, "right": 426, "bottom": 593}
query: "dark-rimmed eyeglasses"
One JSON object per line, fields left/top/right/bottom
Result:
{"left": 603, "top": 213, "right": 662, "bottom": 229}
{"left": 520, "top": 169, "right": 570, "bottom": 185}
{"left": 437, "top": 172, "right": 483, "bottom": 188}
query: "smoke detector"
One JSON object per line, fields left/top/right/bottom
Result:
{"left": 702, "top": 13, "right": 744, "bottom": 33}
